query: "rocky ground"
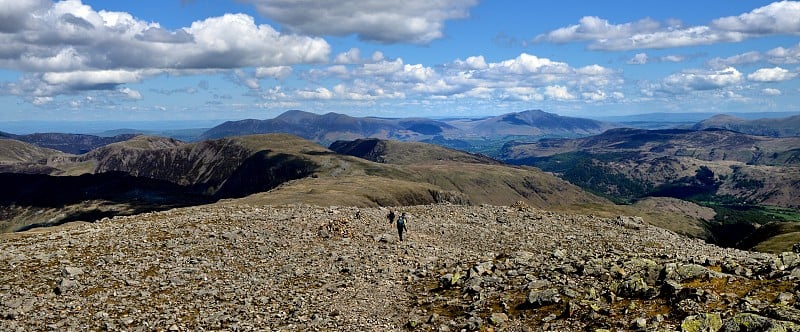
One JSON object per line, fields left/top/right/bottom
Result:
{"left": 2, "top": 202, "right": 800, "bottom": 331}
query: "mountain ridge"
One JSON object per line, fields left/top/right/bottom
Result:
{"left": 692, "top": 113, "right": 800, "bottom": 137}
{"left": 0, "top": 134, "right": 608, "bottom": 232}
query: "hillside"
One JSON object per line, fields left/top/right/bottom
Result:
{"left": 500, "top": 128, "right": 800, "bottom": 250}
{"left": 0, "top": 134, "right": 608, "bottom": 232}
{"left": 329, "top": 138, "right": 500, "bottom": 165}
{"left": 198, "top": 110, "right": 618, "bottom": 153}
{"left": 0, "top": 131, "right": 138, "bottom": 154}
{"left": 2, "top": 203, "right": 799, "bottom": 331}
{"left": 0, "top": 138, "right": 67, "bottom": 174}
{"left": 501, "top": 128, "right": 800, "bottom": 207}
{"left": 462, "top": 109, "right": 617, "bottom": 137}
{"left": 692, "top": 114, "right": 800, "bottom": 137}
{"left": 199, "top": 110, "right": 459, "bottom": 145}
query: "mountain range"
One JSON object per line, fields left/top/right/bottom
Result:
{"left": 0, "top": 134, "right": 608, "bottom": 232}
{"left": 2, "top": 109, "right": 799, "bottom": 252}
{"left": 500, "top": 127, "right": 800, "bottom": 249}
{"left": 691, "top": 114, "right": 800, "bottom": 137}
{"left": 0, "top": 131, "right": 137, "bottom": 154}
{"left": 201, "top": 109, "right": 616, "bottom": 147}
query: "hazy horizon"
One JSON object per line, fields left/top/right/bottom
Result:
{"left": 3, "top": 109, "right": 800, "bottom": 135}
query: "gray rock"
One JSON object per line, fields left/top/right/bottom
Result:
{"left": 764, "top": 305, "right": 800, "bottom": 324}
{"left": 664, "top": 263, "right": 718, "bottom": 282}
{"left": 776, "top": 292, "right": 795, "bottom": 305}
{"left": 680, "top": 313, "right": 722, "bottom": 332}
{"left": 633, "top": 317, "right": 647, "bottom": 329}
{"left": 719, "top": 312, "right": 800, "bottom": 332}
{"left": 439, "top": 273, "right": 461, "bottom": 289}
{"left": 61, "top": 266, "right": 83, "bottom": 278}
{"left": 464, "top": 316, "right": 482, "bottom": 330}
{"left": 615, "top": 276, "right": 656, "bottom": 299}
{"left": 780, "top": 252, "right": 800, "bottom": 270}
{"left": 526, "top": 288, "right": 561, "bottom": 307}
{"left": 54, "top": 278, "right": 78, "bottom": 295}
{"left": 489, "top": 312, "right": 507, "bottom": 326}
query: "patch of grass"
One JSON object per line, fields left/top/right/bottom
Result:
{"left": 752, "top": 231, "right": 800, "bottom": 253}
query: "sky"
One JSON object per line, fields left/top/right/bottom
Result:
{"left": 1, "top": 0, "right": 799, "bottom": 127}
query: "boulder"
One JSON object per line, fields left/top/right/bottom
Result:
{"left": 681, "top": 313, "right": 722, "bottom": 332}
{"left": 526, "top": 288, "right": 561, "bottom": 307}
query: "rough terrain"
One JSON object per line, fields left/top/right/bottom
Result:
{"left": 2, "top": 202, "right": 800, "bottom": 331}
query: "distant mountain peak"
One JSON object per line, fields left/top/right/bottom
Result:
{"left": 274, "top": 109, "right": 318, "bottom": 122}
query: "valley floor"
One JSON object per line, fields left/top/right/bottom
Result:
{"left": 1, "top": 203, "right": 799, "bottom": 331}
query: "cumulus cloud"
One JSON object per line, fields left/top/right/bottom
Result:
{"left": 657, "top": 67, "right": 743, "bottom": 94}
{"left": 535, "top": 16, "right": 661, "bottom": 44}
{"left": 0, "top": 0, "right": 49, "bottom": 33}
{"left": 535, "top": 1, "right": 800, "bottom": 51}
{"left": 296, "top": 87, "right": 334, "bottom": 100}
{"left": 0, "top": 0, "right": 330, "bottom": 101}
{"left": 747, "top": 66, "right": 797, "bottom": 82}
{"left": 119, "top": 87, "right": 143, "bottom": 100}
{"left": 233, "top": 69, "right": 260, "bottom": 90}
{"left": 544, "top": 85, "right": 576, "bottom": 100}
{"left": 762, "top": 88, "right": 782, "bottom": 95}
{"left": 334, "top": 48, "right": 363, "bottom": 64}
{"left": 661, "top": 55, "right": 685, "bottom": 62}
{"left": 766, "top": 43, "right": 800, "bottom": 64}
{"left": 255, "top": 66, "right": 293, "bottom": 80}
{"left": 243, "top": 0, "right": 478, "bottom": 44}
{"left": 262, "top": 52, "right": 619, "bottom": 107}
{"left": 582, "top": 90, "right": 607, "bottom": 101}
{"left": 711, "top": 1, "right": 800, "bottom": 34}
{"left": 500, "top": 87, "right": 543, "bottom": 102}
{"left": 628, "top": 53, "right": 688, "bottom": 65}
{"left": 628, "top": 53, "right": 649, "bottom": 65}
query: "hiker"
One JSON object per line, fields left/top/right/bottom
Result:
{"left": 387, "top": 210, "right": 396, "bottom": 224}
{"left": 396, "top": 212, "right": 408, "bottom": 241}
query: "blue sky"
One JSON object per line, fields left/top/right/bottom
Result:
{"left": 1, "top": 0, "right": 799, "bottom": 126}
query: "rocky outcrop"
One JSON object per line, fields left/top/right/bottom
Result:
{"left": 1, "top": 203, "right": 798, "bottom": 331}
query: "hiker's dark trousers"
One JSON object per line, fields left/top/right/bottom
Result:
{"left": 397, "top": 225, "right": 404, "bottom": 241}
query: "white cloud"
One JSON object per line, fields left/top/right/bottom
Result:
{"left": 766, "top": 43, "right": 800, "bottom": 64}
{"left": 708, "top": 51, "right": 763, "bottom": 69}
{"left": 747, "top": 66, "right": 797, "bottom": 82}
{"left": 629, "top": 53, "right": 686, "bottom": 65}
{"left": 661, "top": 55, "right": 685, "bottom": 62}
{"left": 0, "top": 0, "right": 49, "bottom": 33}
{"left": 582, "top": 90, "right": 607, "bottom": 101}
{"left": 628, "top": 53, "right": 649, "bottom": 65}
{"left": 244, "top": 0, "right": 478, "bottom": 44}
{"left": 536, "top": 2, "right": 800, "bottom": 51}
{"left": 333, "top": 83, "right": 405, "bottom": 100}
{"left": 119, "top": 87, "right": 142, "bottom": 100}
{"left": 501, "top": 87, "right": 543, "bottom": 102}
{"left": 536, "top": 16, "right": 661, "bottom": 44}
{"left": 255, "top": 66, "right": 293, "bottom": 80}
{"left": 334, "top": 48, "right": 362, "bottom": 64}
{"left": 711, "top": 1, "right": 800, "bottom": 34}
{"left": 544, "top": 85, "right": 576, "bottom": 100}
{"left": 762, "top": 88, "right": 782, "bottom": 95}
{"left": 32, "top": 96, "right": 53, "bottom": 105}
{"left": 42, "top": 69, "right": 143, "bottom": 87}
{"left": 490, "top": 53, "right": 571, "bottom": 75}
{"left": 297, "top": 87, "right": 333, "bottom": 100}
{"left": 659, "top": 67, "right": 743, "bottom": 93}
{"left": 183, "top": 13, "right": 329, "bottom": 68}
{"left": 234, "top": 69, "right": 260, "bottom": 90}
{"left": 0, "top": 0, "right": 330, "bottom": 101}
{"left": 453, "top": 56, "right": 488, "bottom": 70}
